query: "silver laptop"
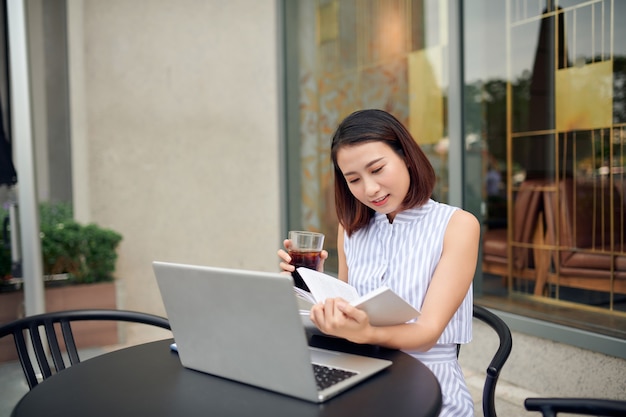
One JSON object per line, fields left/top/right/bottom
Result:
{"left": 152, "top": 261, "right": 392, "bottom": 403}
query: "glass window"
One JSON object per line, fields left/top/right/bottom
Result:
{"left": 470, "top": 0, "right": 626, "bottom": 339}
{"left": 285, "top": 0, "right": 626, "bottom": 340}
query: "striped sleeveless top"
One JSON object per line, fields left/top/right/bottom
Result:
{"left": 344, "top": 200, "right": 474, "bottom": 416}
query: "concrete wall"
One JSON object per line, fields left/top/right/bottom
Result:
{"left": 66, "top": 0, "right": 283, "bottom": 342}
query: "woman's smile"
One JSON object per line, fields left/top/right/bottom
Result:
{"left": 371, "top": 194, "right": 390, "bottom": 207}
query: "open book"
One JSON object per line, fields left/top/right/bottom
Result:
{"left": 294, "top": 267, "right": 420, "bottom": 326}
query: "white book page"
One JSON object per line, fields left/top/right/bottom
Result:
{"left": 296, "top": 268, "right": 360, "bottom": 303}
{"left": 350, "top": 286, "right": 389, "bottom": 307}
{"left": 351, "top": 286, "right": 420, "bottom": 326}
{"left": 294, "top": 286, "right": 316, "bottom": 304}
{"left": 295, "top": 269, "right": 420, "bottom": 326}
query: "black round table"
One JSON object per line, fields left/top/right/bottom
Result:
{"left": 12, "top": 337, "right": 441, "bottom": 417}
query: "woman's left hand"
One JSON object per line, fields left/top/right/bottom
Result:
{"left": 310, "top": 298, "right": 372, "bottom": 344}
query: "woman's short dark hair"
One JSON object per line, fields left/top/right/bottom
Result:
{"left": 331, "top": 109, "right": 436, "bottom": 235}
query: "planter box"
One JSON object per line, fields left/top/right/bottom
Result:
{"left": 0, "top": 281, "right": 117, "bottom": 363}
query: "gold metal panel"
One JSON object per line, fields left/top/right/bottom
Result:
{"left": 556, "top": 60, "right": 613, "bottom": 132}
{"left": 408, "top": 48, "right": 443, "bottom": 145}
{"left": 318, "top": 2, "right": 338, "bottom": 44}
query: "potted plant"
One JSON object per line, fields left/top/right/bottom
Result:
{"left": 0, "top": 202, "right": 123, "bottom": 361}
{"left": 1, "top": 202, "right": 122, "bottom": 288}
{"left": 38, "top": 202, "right": 122, "bottom": 285}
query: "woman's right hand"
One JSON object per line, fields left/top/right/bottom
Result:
{"left": 277, "top": 239, "right": 295, "bottom": 274}
{"left": 277, "top": 239, "right": 328, "bottom": 273}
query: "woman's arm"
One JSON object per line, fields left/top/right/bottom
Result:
{"left": 310, "top": 209, "right": 480, "bottom": 351}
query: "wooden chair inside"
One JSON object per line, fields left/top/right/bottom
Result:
{"left": 482, "top": 180, "right": 551, "bottom": 293}
{"left": 540, "top": 178, "right": 626, "bottom": 295}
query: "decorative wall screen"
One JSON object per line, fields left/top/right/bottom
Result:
{"left": 295, "top": 0, "right": 449, "bottom": 270}
{"left": 490, "top": 0, "right": 626, "bottom": 313}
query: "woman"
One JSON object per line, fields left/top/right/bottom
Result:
{"left": 279, "top": 109, "right": 479, "bottom": 416}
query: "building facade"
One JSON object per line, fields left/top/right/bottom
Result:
{"left": 2, "top": 0, "right": 625, "bottom": 404}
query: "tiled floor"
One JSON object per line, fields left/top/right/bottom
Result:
{"left": 464, "top": 366, "right": 538, "bottom": 417}
{"left": 0, "top": 346, "right": 107, "bottom": 417}
{"left": 0, "top": 359, "right": 29, "bottom": 417}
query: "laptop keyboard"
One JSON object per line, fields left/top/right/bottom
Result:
{"left": 312, "top": 364, "right": 357, "bottom": 390}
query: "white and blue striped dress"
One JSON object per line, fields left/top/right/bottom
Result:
{"left": 344, "top": 200, "right": 474, "bottom": 416}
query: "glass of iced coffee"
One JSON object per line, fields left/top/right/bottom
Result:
{"left": 288, "top": 230, "right": 324, "bottom": 291}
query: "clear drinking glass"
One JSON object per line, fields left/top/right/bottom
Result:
{"left": 288, "top": 231, "right": 324, "bottom": 291}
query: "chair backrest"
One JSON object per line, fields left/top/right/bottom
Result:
{"left": 524, "top": 397, "right": 626, "bottom": 416}
{"left": 469, "top": 305, "right": 513, "bottom": 417}
{"left": 511, "top": 180, "right": 548, "bottom": 269}
{"left": 546, "top": 178, "right": 625, "bottom": 256}
{"left": 0, "top": 309, "right": 171, "bottom": 389}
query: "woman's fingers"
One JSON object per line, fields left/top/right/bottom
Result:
{"left": 277, "top": 240, "right": 295, "bottom": 272}
{"left": 317, "top": 250, "right": 329, "bottom": 272}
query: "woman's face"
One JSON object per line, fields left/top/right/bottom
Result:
{"left": 336, "top": 140, "right": 410, "bottom": 221}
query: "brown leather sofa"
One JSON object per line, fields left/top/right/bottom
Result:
{"left": 482, "top": 180, "right": 548, "bottom": 289}
{"left": 540, "top": 178, "right": 626, "bottom": 295}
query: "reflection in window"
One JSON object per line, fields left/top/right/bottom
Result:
{"left": 291, "top": 0, "right": 449, "bottom": 272}
{"left": 470, "top": 0, "right": 626, "bottom": 338}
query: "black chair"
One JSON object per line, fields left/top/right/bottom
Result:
{"left": 460, "top": 305, "right": 513, "bottom": 417}
{"left": 524, "top": 397, "right": 626, "bottom": 416}
{"left": 0, "top": 309, "right": 171, "bottom": 389}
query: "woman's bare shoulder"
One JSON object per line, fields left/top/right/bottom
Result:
{"left": 448, "top": 208, "right": 480, "bottom": 233}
